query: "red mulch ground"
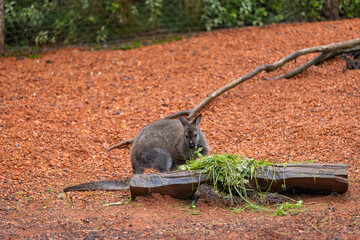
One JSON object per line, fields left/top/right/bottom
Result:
{"left": 1, "top": 19, "right": 360, "bottom": 239}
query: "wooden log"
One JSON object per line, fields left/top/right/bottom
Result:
{"left": 130, "top": 163, "right": 348, "bottom": 200}
{"left": 130, "top": 171, "right": 208, "bottom": 200}
{"left": 249, "top": 163, "right": 348, "bottom": 194}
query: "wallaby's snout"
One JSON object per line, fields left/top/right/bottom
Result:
{"left": 180, "top": 114, "right": 202, "bottom": 150}
{"left": 187, "top": 136, "right": 196, "bottom": 149}
{"left": 184, "top": 129, "right": 198, "bottom": 149}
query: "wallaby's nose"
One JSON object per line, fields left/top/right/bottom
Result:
{"left": 189, "top": 141, "right": 195, "bottom": 148}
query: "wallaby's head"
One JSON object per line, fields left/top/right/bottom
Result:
{"left": 179, "top": 114, "right": 202, "bottom": 149}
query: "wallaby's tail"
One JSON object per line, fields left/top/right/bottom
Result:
{"left": 63, "top": 180, "right": 130, "bottom": 192}
{"left": 105, "top": 138, "right": 135, "bottom": 152}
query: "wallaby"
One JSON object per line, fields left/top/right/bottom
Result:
{"left": 63, "top": 114, "right": 210, "bottom": 192}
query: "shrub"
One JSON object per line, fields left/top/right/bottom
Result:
{"left": 3, "top": 0, "right": 360, "bottom": 50}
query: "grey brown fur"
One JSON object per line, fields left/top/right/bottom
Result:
{"left": 131, "top": 114, "right": 209, "bottom": 174}
{"left": 63, "top": 114, "right": 209, "bottom": 192}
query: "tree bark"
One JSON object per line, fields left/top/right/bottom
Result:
{"left": 0, "top": 0, "right": 4, "bottom": 56}
{"left": 325, "top": 0, "right": 339, "bottom": 20}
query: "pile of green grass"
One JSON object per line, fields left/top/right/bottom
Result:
{"left": 179, "top": 154, "right": 272, "bottom": 203}
{"left": 179, "top": 153, "right": 303, "bottom": 215}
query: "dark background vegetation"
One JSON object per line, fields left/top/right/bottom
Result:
{"left": 3, "top": 0, "right": 360, "bottom": 52}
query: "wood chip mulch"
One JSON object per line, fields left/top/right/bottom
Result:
{"left": 1, "top": 19, "right": 359, "bottom": 239}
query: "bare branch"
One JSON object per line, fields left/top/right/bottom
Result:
{"left": 105, "top": 38, "right": 360, "bottom": 152}
{"left": 268, "top": 44, "right": 360, "bottom": 80}
{"left": 267, "top": 52, "right": 330, "bottom": 80}
{"left": 263, "top": 38, "right": 360, "bottom": 72}
{"left": 189, "top": 65, "right": 266, "bottom": 119}
{"left": 164, "top": 110, "right": 191, "bottom": 119}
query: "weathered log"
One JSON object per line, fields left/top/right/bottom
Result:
{"left": 130, "top": 163, "right": 348, "bottom": 200}
{"left": 250, "top": 163, "right": 348, "bottom": 194}
{"left": 130, "top": 171, "right": 208, "bottom": 200}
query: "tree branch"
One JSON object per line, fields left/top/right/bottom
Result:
{"left": 105, "top": 38, "right": 360, "bottom": 152}
{"left": 164, "top": 110, "right": 191, "bottom": 119}
{"left": 267, "top": 52, "right": 331, "bottom": 80}
{"left": 268, "top": 45, "right": 360, "bottom": 80}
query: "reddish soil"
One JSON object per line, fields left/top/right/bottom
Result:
{"left": 1, "top": 19, "right": 360, "bottom": 239}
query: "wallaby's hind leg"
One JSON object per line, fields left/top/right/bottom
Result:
{"left": 142, "top": 148, "right": 173, "bottom": 172}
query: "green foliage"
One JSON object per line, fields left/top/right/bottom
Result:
{"left": 274, "top": 200, "right": 303, "bottom": 216}
{"left": 3, "top": 0, "right": 360, "bottom": 50}
{"left": 199, "top": 0, "right": 329, "bottom": 30}
{"left": 5, "top": 0, "right": 157, "bottom": 47}
{"left": 179, "top": 154, "right": 305, "bottom": 215}
{"left": 179, "top": 154, "right": 272, "bottom": 204}
{"left": 146, "top": 0, "right": 163, "bottom": 26}
{"left": 339, "top": 0, "right": 360, "bottom": 18}
{"left": 201, "top": 0, "right": 225, "bottom": 31}
{"left": 27, "top": 52, "right": 39, "bottom": 59}
{"left": 5, "top": 0, "right": 55, "bottom": 46}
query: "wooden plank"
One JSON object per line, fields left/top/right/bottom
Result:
{"left": 130, "top": 163, "right": 348, "bottom": 200}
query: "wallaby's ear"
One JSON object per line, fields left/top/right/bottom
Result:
{"left": 179, "top": 115, "right": 188, "bottom": 126}
{"left": 193, "top": 114, "right": 202, "bottom": 126}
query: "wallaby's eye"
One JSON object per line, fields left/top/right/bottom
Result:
{"left": 185, "top": 135, "right": 189, "bottom": 139}
{"left": 194, "top": 133, "right": 197, "bottom": 137}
